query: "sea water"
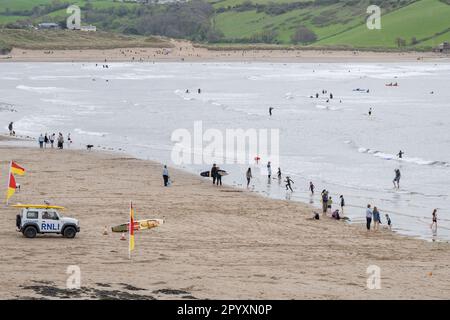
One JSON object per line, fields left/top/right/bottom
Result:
{"left": 1, "top": 62, "right": 449, "bottom": 241}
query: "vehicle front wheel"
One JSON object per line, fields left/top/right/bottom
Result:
{"left": 63, "top": 226, "right": 77, "bottom": 239}
{"left": 23, "top": 226, "right": 37, "bottom": 239}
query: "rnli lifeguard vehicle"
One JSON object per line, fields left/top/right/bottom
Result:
{"left": 14, "top": 204, "right": 80, "bottom": 239}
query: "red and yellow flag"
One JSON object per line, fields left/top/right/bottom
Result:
{"left": 6, "top": 173, "right": 16, "bottom": 203}
{"left": 129, "top": 202, "right": 135, "bottom": 255}
{"left": 11, "top": 161, "right": 25, "bottom": 176}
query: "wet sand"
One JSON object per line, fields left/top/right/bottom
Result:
{"left": 0, "top": 138, "right": 449, "bottom": 299}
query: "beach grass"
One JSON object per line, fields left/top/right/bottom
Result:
{"left": 0, "top": 29, "right": 172, "bottom": 52}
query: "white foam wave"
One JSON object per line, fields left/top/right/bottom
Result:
{"left": 74, "top": 128, "right": 108, "bottom": 137}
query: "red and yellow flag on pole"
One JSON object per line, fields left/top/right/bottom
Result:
{"left": 129, "top": 201, "right": 135, "bottom": 259}
{"left": 11, "top": 161, "right": 25, "bottom": 176}
{"left": 6, "top": 173, "right": 16, "bottom": 204}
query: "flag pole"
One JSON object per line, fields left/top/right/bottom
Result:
{"left": 6, "top": 161, "right": 12, "bottom": 206}
{"left": 129, "top": 201, "right": 132, "bottom": 260}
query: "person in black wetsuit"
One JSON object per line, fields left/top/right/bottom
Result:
{"left": 285, "top": 176, "right": 294, "bottom": 192}
{"left": 397, "top": 150, "right": 404, "bottom": 158}
{"left": 309, "top": 181, "right": 315, "bottom": 195}
{"left": 269, "top": 107, "right": 274, "bottom": 116}
{"left": 393, "top": 169, "right": 401, "bottom": 189}
{"left": 211, "top": 163, "right": 218, "bottom": 185}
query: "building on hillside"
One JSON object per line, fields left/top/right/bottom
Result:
{"left": 434, "top": 42, "right": 450, "bottom": 53}
{"left": 80, "top": 25, "right": 97, "bottom": 32}
{"left": 37, "top": 23, "right": 60, "bottom": 30}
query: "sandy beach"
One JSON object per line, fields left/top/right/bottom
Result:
{"left": 1, "top": 40, "right": 449, "bottom": 63}
{"left": 1, "top": 136, "right": 449, "bottom": 300}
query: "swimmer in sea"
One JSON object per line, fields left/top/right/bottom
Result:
{"left": 393, "top": 169, "right": 401, "bottom": 189}
{"left": 368, "top": 107, "right": 372, "bottom": 116}
{"left": 269, "top": 107, "right": 274, "bottom": 116}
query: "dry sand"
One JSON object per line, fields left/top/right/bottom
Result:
{"left": 0, "top": 136, "right": 449, "bottom": 300}
{"left": 1, "top": 40, "right": 449, "bottom": 63}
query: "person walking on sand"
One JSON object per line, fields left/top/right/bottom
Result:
{"left": 393, "top": 169, "right": 401, "bottom": 189}
{"left": 38, "top": 134, "right": 44, "bottom": 149}
{"left": 57, "top": 132, "right": 64, "bottom": 149}
{"left": 246, "top": 167, "right": 252, "bottom": 188}
{"left": 431, "top": 209, "right": 437, "bottom": 232}
{"left": 340, "top": 195, "right": 345, "bottom": 214}
{"left": 285, "top": 176, "right": 294, "bottom": 192}
{"left": 211, "top": 163, "right": 218, "bottom": 185}
{"left": 327, "top": 197, "right": 333, "bottom": 214}
{"left": 321, "top": 190, "right": 329, "bottom": 215}
{"left": 162, "top": 165, "right": 169, "bottom": 187}
{"left": 373, "top": 206, "right": 381, "bottom": 231}
{"left": 8, "top": 122, "right": 13, "bottom": 136}
{"left": 309, "top": 182, "right": 315, "bottom": 195}
{"left": 44, "top": 133, "right": 49, "bottom": 148}
{"left": 267, "top": 161, "right": 272, "bottom": 180}
{"left": 50, "top": 133, "right": 55, "bottom": 148}
{"left": 366, "top": 204, "right": 373, "bottom": 231}
{"left": 216, "top": 167, "right": 223, "bottom": 186}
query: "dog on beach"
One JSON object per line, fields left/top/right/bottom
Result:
{"left": 86, "top": 144, "right": 94, "bottom": 151}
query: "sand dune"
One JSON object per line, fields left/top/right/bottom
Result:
{"left": 0, "top": 140, "right": 449, "bottom": 299}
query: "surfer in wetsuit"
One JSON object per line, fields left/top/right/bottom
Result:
{"left": 393, "top": 169, "right": 401, "bottom": 189}
{"left": 397, "top": 150, "right": 404, "bottom": 158}
{"left": 431, "top": 209, "right": 437, "bottom": 232}
{"left": 8, "top": 122, "right": 13, "bottom": 136}
{"left": 309, "top": 182, "right": 315, "bottom": 195}
{"left": 277, "top": 168, "right": 282, "bottom": 180}
{"left": 211, "top": 164, "right": 218, "bottom": 185}
{"left": 216, "top": 167, "right": 222, "bottom": 186}
{"left": 246, "top": 167, "right": 252, "bottom": 188}
{"left": 368, "top": 108, "right": 372, "bottom": 116}
{"left": 285, "top": 176, "right": 294, "bottom": 192}
{"left": 269, "top": 107, "right": 274, "bottom": 116}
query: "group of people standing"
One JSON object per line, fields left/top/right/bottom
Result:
{"left": 320, "top": 190, "right": 345, "bottom": 220}
{"left": 38, "top": 132, "right": 71, "bottom": 149}
{"left": 365, "top": 204, "right": 391, "bottom": 231}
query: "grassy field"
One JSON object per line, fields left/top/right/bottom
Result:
{"left": 0, "top": 29, "right": 171, "bottom": 52}
{"left": 317, "top": 0, "right": 450, "bottom": 48}
{"left": 0, "top": 0, "right": 449, "bottom": 50}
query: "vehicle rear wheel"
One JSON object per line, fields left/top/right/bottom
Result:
{"left": 63, "top": 226, "right": 77, "bottom": 239}
{"left": 23, "top": 226, "right": 37, "bottom": 239}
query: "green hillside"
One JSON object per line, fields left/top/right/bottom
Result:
{"left": 0, "top": 0, "right": 449, "bottom": 51}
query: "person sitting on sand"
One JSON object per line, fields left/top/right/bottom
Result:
{"left": 331, "top": 209, "right": 340, "bottom": 220}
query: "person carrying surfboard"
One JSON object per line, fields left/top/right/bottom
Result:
{"left": 211, "top": 164, "right": 218, "bottom": 185}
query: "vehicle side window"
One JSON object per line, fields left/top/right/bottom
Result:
{"left": 26, "top": 211, "right": 38, "bottom": 219}
{"left": 47, "top": 211, "right": 59, "bottom": 220}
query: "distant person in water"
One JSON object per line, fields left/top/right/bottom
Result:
{"left": 397, "top": 150, "right": 404, "bottom": 158}
{"left": 8, "top": 122, "right": 13, "bottom": 136}
{"left": 269, "top": 107, "right": 274, "bottom": 116}
{"left": 385, "top": 214, "right": 392, "bottom": 230}
{"left": 368, "top": 108, "right": 372, "bottom": 116}
{"left": 267, "top": 161, "right": 272, "bottom": 180}
{"left": 431, "top": 209, "right": 437, "bottom": 232}
{"left": 340, "top": 195, "right": 345, "bottom": 214}
{"left": 246, "top": 167, "right": 252, "bottom": 188}
{"left": 366, "top": 204, "right": 373, "bottom": 230}
{"left": 185, "top": 89, "right": 189, "bottom": 94}
{"left": 285, "top": 176, "right": 294, "bottom": 192}
{"left": 162, "top": 165, "right": 169, "bottom": 187}
{"left": 393, "top": 169, "right": 401, "bottom": 189}
{"left": 198, "top": 88, "right": 201, "bottom": 94}
{"left": 309, "top": 181, "right": 315, "bottom": 195}
{"left": 330, "top": 93, "right": 333, "bottom": 99}
{"left": 316, "top": 93, "right": 319, "bottom": 98}
{"left": 277, "top": 167, "right": 281, "bottom": 180}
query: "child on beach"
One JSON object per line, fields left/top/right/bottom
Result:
{"left": 285, "top": 176, "right": 294, "bottom": 192}
{"left": 327, "top": 197, "right": 333, "bottom": 214}
{"left": 385, "top": 214, "right": 392, "bottom": 230}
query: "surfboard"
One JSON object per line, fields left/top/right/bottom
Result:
{"left": 217, "top": 170, "right": 228, "bottom": 176}
{"left": 200, "top": 171, "right": 210, "bottom": 177}
{"left": 11, "top": 204, "right": 65, "bottom": 210}
{"left": 111, "top": 219, "right": 164, "bottom": 233}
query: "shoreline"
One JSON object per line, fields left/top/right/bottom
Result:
{"left": 1, "top": 41, "right": 450, "bottom": 63}
{"left": 1, "top": 138, "right": 450, "bottom": 299}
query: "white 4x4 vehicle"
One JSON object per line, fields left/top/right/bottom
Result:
{"left": 16, "top": 206, "right": 80, "bottom": 238}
